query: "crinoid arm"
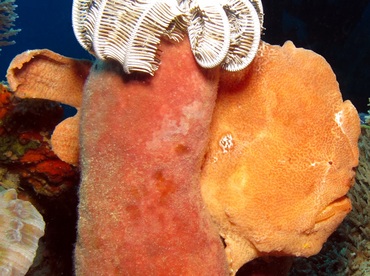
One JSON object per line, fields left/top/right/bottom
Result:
{"left": 187, "top": 0, "right": 231, "bottom": 68}
{"left": 221, "top": 0, "right": 261, "bottom": 71}
{"left": 72, "top": 0, "right": 185, "bottom": 75}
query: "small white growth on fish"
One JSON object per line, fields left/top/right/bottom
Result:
{"left": 335, "top": 110, "right": 343, "bottom": 128}
{"left": 219, "top": 133, "right": 234, "bottom": 153}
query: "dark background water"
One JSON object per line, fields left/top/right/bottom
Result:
{"left": 1, "top": 0, "right": 369, "bottom": 112}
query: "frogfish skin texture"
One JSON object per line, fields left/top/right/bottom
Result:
{"left": 201, "top": 41, "right": 360, "bottom": 274}
{"left": 75, "top": 39, "right": 228, "bottom": 275}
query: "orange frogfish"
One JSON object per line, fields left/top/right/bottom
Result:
{"left": 201, "top": 41, "right": 360, "bottom": 274}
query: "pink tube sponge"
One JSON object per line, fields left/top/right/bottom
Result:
{"left": 75, "top": 38, "right": 228, "bottom": 275}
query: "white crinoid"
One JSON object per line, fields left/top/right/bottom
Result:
{"left": 72, "top": 0, "right": 185, "bottom": 75}
{"left": 221, "top": 0, "right": 261, "bottom": 71}
{"left": 72, "top": 0, "right": 264, "bottom": 75}
{"left": 185, "top": 0, "right": 263, "bottom": 71}
{"left": 186, "top": 0, "right": 231, "bottom": 68}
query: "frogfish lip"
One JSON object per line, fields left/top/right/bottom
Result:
{"left": 315, "top": 196, "right": 351, "bottom": 224}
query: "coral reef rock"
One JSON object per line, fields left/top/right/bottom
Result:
{"left": 345, "top": 124, "right": 370, "bottom": 275}
{"left": 0, "top": 83, "right": 79, "bottom": 196}
{"left": 0, "top": 188, "right": 45, "bottom": 275}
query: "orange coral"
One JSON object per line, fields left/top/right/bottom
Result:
{"left": 7, "top": 50, "right": 91, "bottom": 165}
{"left": 0, "top": 86, "right": 11, "bottom": 119}
{"left": 201, "top": 41, "right": 360, "bottom": 274}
